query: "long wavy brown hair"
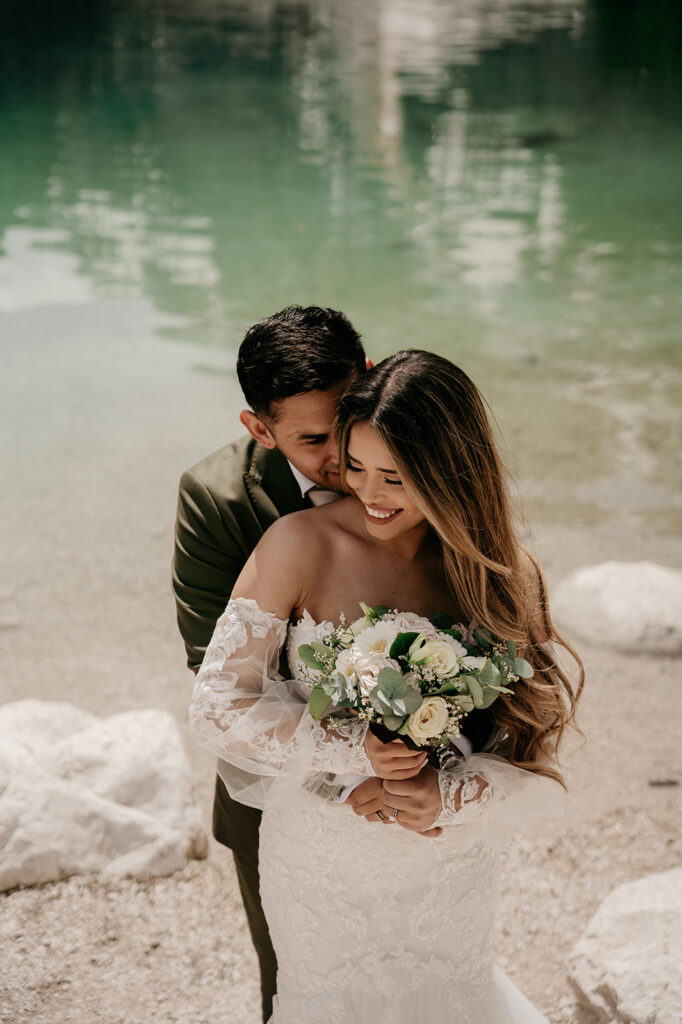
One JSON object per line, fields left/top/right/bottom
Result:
{"left": 335, "top": 350, "right": 583, "bottom": 786}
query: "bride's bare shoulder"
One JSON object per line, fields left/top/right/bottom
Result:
{"left": 257, "top": 496, "right": 358, "bottom": 561}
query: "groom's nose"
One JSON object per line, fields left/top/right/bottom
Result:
{"left": 321, "top": 438, "right": 340, "bottom": 468}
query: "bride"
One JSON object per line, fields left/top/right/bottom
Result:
{"left": 189, "top": 350, "right": 582, "bottom": 1023}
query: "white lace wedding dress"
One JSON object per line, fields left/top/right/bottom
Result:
{"left": 190, "top": 598, "right": 562, "bottom": 1024}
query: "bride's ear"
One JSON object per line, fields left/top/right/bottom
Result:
{"left": 240, "top": 410, "right": 277, "bottom": 450}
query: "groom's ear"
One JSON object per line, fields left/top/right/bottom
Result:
{"left": 240, "top": 410, "right": 277, "bottom": 450}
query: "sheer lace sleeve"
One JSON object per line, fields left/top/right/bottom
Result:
{"left": 189, "top": 597, "right": 372, "bottom": 809}
{"left": 433, "top": 753, "right": 565, "bottom": 849}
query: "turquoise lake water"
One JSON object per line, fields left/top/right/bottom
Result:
{"left": 1, "top": 0, "right": 680, "bottom": 539}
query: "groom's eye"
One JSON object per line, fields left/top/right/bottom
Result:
{"left": 302, "top": 435, "right": 328, "bottom": 446}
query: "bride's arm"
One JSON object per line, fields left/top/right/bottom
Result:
{"left": 379, "top": 756, "right": 563, "bottom": 847}
{"left": 189, "top": 515, "right": 375, "bottom": 794}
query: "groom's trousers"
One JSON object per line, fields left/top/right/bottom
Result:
{"left": 213, "top": 775, "right": 277, "bottom": 1024}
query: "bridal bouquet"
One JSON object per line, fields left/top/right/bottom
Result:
{"left": 298, "top": 604, "right": 533, "bottom": 751}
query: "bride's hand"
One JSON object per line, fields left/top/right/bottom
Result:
{"left": 381, "top": 766, "right": 442, "bottom": 834}
{"left": 363, "top": 729, "right": 429, "bottom": 780}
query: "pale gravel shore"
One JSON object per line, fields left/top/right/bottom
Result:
{"left": 2, "top": 299, "right": 681, "bottom": 1024}
{"left": 2, "top": 642, "right": 681, "bottom": 1024}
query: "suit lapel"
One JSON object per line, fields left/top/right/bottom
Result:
{"left": 243, "top": 443, "right": 306, "bottom": 531}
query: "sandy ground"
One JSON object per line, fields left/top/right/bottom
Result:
{"left": 1, "top": 298, "right": 681, "bottom": 1024}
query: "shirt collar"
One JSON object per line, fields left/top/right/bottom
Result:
{"left": 287, "top": 460, "right": 317, "bottom": 497}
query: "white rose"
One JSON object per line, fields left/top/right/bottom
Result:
{"left": 390, "top": 612, "right": 438, "bottom": 636}
{"left": 354, "top": 653, "right": 401, "bottom": 698}
{"left": 409, "top": 636, "right": 462, "bottom": 677}
{"left": 406, "top": 697, "right": 449, "bottom": 744}
{"left": 461, "top": 655, "right": 487, "bottom": 671}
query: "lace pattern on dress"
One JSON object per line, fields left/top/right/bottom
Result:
{"left": 189, "top": 597, "right": 372, "bottom": 809}
{"left": 435, "top": 769, "right": 493, "bottom": 827}
{"left": 431, "top": 753, "right": 565, "bottom": 846}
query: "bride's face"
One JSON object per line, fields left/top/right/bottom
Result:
{"left": 345, "top": 422, "right": 425, "bottom": 538}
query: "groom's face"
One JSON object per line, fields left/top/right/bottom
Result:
{"left": 246, "top": 377, "right": 354, "bottom": 490}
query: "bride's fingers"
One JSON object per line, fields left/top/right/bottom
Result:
{"left": 380, "top": 765, "right": 427, "bottom": 780}
{"left": 382, "top": 752, "right": 428, "bottom": 770}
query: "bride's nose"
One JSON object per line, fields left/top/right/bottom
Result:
{"left": 358, "top": 474, "right": 388, "bottom": 504}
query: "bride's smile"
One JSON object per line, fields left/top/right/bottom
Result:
{"left": 363, "top": 503, "right": 401, "bottom": 522}
{"left": 345, "top": 421, "right": 427, "bottom": 543}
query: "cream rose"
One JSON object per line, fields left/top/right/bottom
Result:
{"left": 405, "top": 696, "right": 449, "bottom": 744}
{"left": 390, "top": 612, "right": 437, "bottom": 636}
{"left": 408, "top": 635, "right": 464, "bottom": 677}
{"left": 461, "top": 655, "right": 486, "bottom": 672}
{"left": 354, "top": 653, "right": 401, "bottom": 698}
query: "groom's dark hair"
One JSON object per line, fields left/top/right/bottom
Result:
{"left": 237, "top": 305, "right": 365, "bottom": 418}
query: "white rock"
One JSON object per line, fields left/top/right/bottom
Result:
{"left": 0, "top": 701, "right": 207, "bottom": 891}
{"left": 552, "top": 561, "right": 682, "bottom": 653}
{"left": 567, "top": 868, "right": 682, "bottom": 1024}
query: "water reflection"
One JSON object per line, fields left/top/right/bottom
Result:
{"left": 1, "top": 0, "right": 681, "bottom": 532}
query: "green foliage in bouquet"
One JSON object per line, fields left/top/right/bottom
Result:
{"left": 299, "top": 604, "right": 532, "bottom": 751}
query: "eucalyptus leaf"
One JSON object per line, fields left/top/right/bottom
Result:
{"left": 298, "top": 645, "right": 327, "bottom": 672}
{"left": 402, "top": 686, "right": 424, "bottom": 714}
{"left": 310, "top": 641, "right": 334, "bottom": 658}
{"left": 467, "top": 676, "right": 484, "bottom": 708}
{"left": 377, "top": 667, "right": 407, "bottom": 697}
{"left": 397, "top": 718, "right": 412, "bottom": 735}
{"left": 308, "top": 685, "right": 332, "bottom": 720}
{"left": 514, "top": 657, "right": 534, "bottom": 679}
{"left": 452, "top": 694, "right": 475, "bottom": 713}
{"left": 479, "top": 659, "right": 500, "bottom": 687}
{"left": 369, "top": 688, "right": 392, "bottom": 715}
{"left": 478, "top": 685, "right": 501, "bottom": 710}
{"left": 382, "top": 713, "right": 406, "bottom": 731}
{"left": 507, "top": 639, "right": 517, "bottom": 659}
{"left": 321, "top": 670, "right": 356, "bottom": 702}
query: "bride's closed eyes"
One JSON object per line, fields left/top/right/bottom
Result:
{"left": 345, "top": 462, "right": 404, "bottom": 487}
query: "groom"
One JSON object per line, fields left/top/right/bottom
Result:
{"left": 173, "top": 305, "right": 371, "bottom": 1021}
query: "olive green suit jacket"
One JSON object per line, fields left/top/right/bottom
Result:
{"left": 173, "top": 436, "right": 308, "bottom": 852}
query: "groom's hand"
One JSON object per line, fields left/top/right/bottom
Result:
{"left": 344, "top": 777, "right": 387, "bottom": 820}
{"left": 382, "top": 766, "right": 442, "bottom": 834}
{"left": 363, "top": 730, "right": 428, "bottom": 780}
